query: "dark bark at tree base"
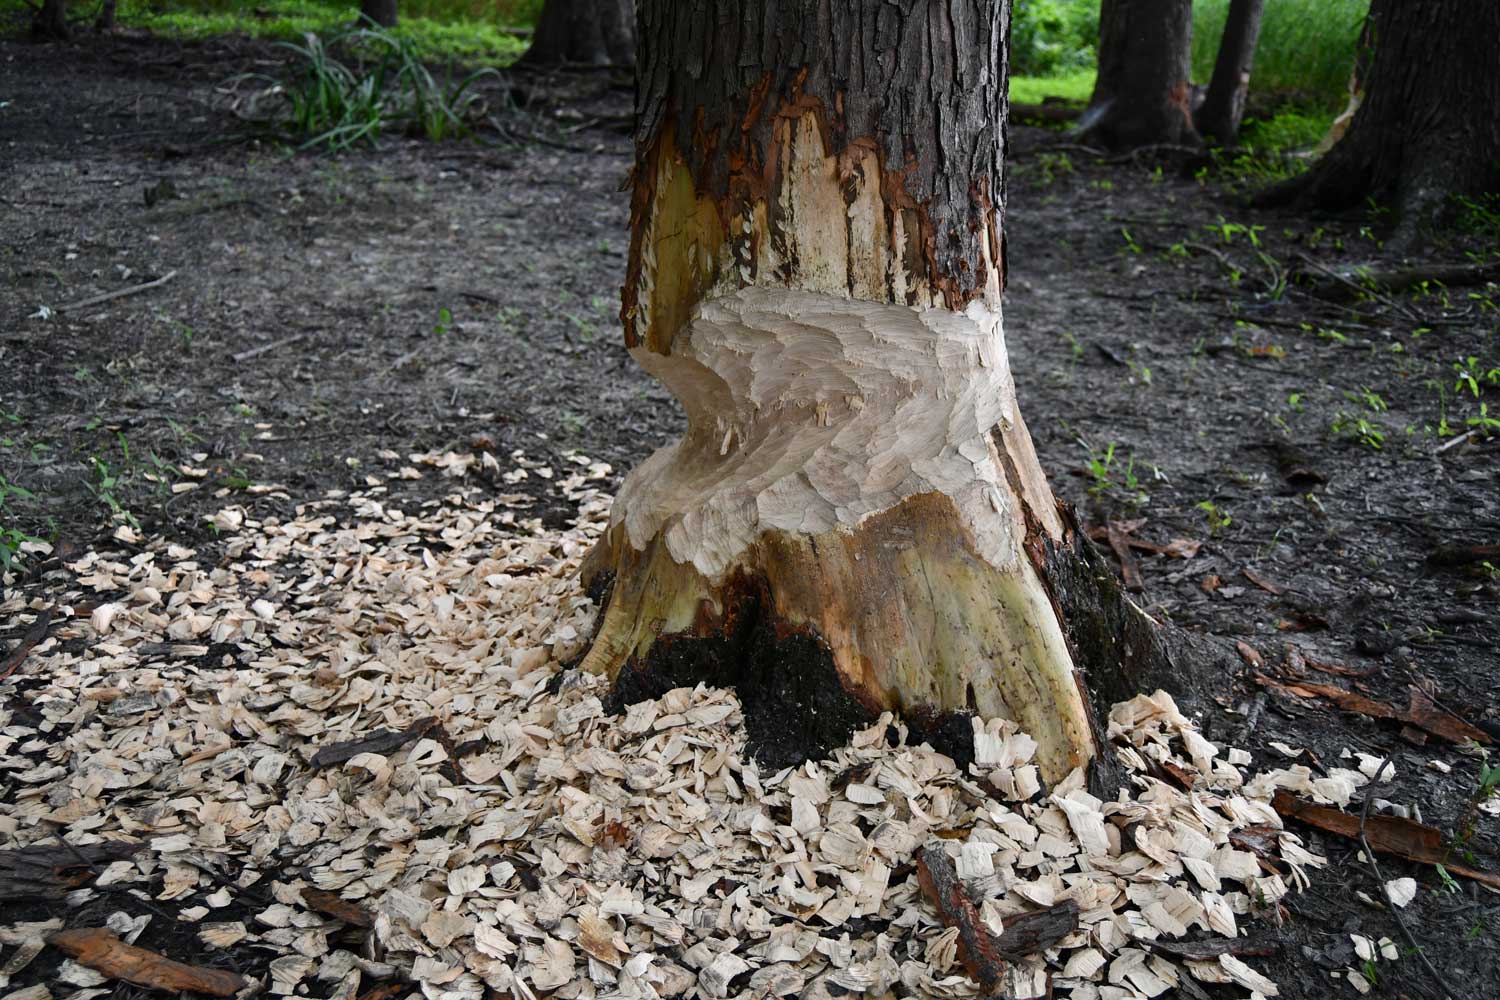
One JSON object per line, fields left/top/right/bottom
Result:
{"left": 520, "top": 0, "right": 634, "bottom": 69}
{"left": 32, "top": 0, "right": 69, "bottom": 39}
{"left": 1079, "top": 0, "right": 1199, "bottom": 150}
{"left": 587, "top": 502, "right": 1232, "bottom": 797}
{"left": 1256, "top": 0, "right": 1500, "bottom": 246}
{"left": 360, "top": 0, "right": 398, "bottom": 29}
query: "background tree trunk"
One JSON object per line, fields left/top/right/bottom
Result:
{"left": 1195, "top": 0, "right": 1265, "bottom": 143}
{"left": 579, "top": 0, "right": 1170, "bottom": 784}
{"left": 1260, "top": 0, "right": 1500, "bottom": 243}
{"left": 360, "top": 0, "right": 398, "bottom": 29}
{"left": 32, "top": 0, "right": 68, "bottom": 39}
{"left": 1079, "top": 0, "right": 1198, "bottom": 149}
{"left": 95, "top": 0, "right": 117, "bottom": 32}
{"left": 521, "top": 0, "right": 634, "bottom": 68}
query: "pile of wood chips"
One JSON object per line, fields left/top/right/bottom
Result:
{"left": 2, "top": 456, "right": 1340, "bottom": 1000}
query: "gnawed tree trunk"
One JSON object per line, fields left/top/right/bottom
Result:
{"left": 1195, "top": 0, "right": 1265, "bottom": 143}
{"left": 1078, "top": 0, "right": 1198, "bottom": 150}
{"left": 580, "top": 0, "right": 1184, "bottom": 785}
{"left": 521, "top": 0, "right": 634, "bottom": 68}
{"left": 1261, "top": 0, "right": 1500, "bottom": 243}
{"left": 360, "top": 0, "right": 398, "bottom": 29}
{"left": 32, "top": 0, "right": 68, "bottom": 39}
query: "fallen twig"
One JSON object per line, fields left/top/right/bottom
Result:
{"left": 1272, "top": 790, "right": 1500, "bottom": 889}
{"left": 48, "top": 928, "right": 247, "bottom": 997}
{"left": 916, "top": 844, "right": 1079, "bottom": 992}
{"left": 1358, "top": 759, "right": 1457, "bottom": 1000}
{"left": 1253, "top": 673, "right": 1489, "bottom": 744}
{"left": 309, "top": 716, "right": 439, "bottom": 768}
{"left": 1294, "top": 254, "right": 1424, "bottom": 323}
{"left": 0, "top": 841, "right": 141, "bottom": 899}
{"left": 53, "top": 270, "right": 177, "bottom": 314}
{"left": 232, "top": 332, "right": 307, "bottom": 363}
{"left": 0, "top": 607, "right": 54, "bottom": 680}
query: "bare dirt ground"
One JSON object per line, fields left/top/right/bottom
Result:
{"left": 3, "top": 26, "right": 1498, "bottom": 1000}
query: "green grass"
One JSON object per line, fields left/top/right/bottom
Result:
{"left": 1192, "top": 0, "right": 1368, "bottom": 107}
{"left": 2, "top": 1, "right": 541, "bottom": 65}
{"left": 1011, "top": 69, "right": 1095, "bottom": 106}
{"left": 1012, "top": 0, "right": 1367, "bottom": 110}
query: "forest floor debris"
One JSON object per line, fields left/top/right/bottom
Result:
{"left": 1, "top": 474, "right": 1461, "bottom": 1000}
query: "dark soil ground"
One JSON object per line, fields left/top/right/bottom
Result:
{"left": 3, "top": 25, "right": 1498, "bottom": 1000}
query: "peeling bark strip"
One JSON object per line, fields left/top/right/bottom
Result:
{"left": 626, "top": 0, "right": 1011, "bottom": 343}
{"left": 48, "top": 928, "right": 247, "bottom": 997}
{"left": 916, "top": 844, "right": 1080, "bottom": 990}
{"left": 309, "top": 716, "right": 439, "bottom": 768}
{"left": 584, "top": 0, "right": 1152, "bottom": 784}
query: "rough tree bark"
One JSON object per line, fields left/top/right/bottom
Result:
{"left": 1195, "top": 0, "right": 1265, "bottom": 143}
{"left": 521, "top": 0, "right": 634, "bottom": 68}
{"left": 32, "top": 0, "right": 68, "bottom": 39}
{"left": 1261, "top": 0, "right": 1500, "bottom": 242}
{"left": 579, "top": 0, "right": 1188, "bottom": 784}
{"left": 1078, "top": 0, "right": 1198, "bottom": 150}
{"left": 360, "top": 0, "right": 398, "bottom": 29}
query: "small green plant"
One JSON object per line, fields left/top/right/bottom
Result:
{"left": 1205, "top": 216, "right": 1265, "bottom": 247}
{"left": 1331, "top": 385, "right": 1389, "bottom": 450}
{"left": 1084, "top": 442, "right": 1149, "bottom": 507}
{"left": 86, "top": 458, "right": 140, "bottom": 531}
{"left": 1454, "top": 356, "right": 1500, "bottom": 398}
{"left": 1119, "top": 226, "right": 1143, "bottom": 254}
{"left": 1468, "top": 403, "right": 1500, "bottom": 436}
{"left": 1196, "top": 500, "right": 1232, "bottom": 535}
{"left": 434, "top": 306, "right": 453, "bottom": 337}
{"left": 0, "top": 476, "right": 43, "bottom": 573}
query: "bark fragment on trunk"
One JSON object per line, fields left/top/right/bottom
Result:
{"left": 580, "top": 0, "right": 1159, "bottom": 784}
{"left": 1078, "top": 0, "right": 1199, "bottom": 150}
{"left": 1195, "top": 0, "right": 1265, "bottom": 143}
{"left": 521, "top": 0, "right": 634, "bottom": 68}
{"left": 1259, "top": 0, "right": 1500, "bottom": 242}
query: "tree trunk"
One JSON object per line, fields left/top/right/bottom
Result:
{"left": 1261, "top": 0, "right": 1500, "bottom": 243}
{"left": 521, "top": 0, "right": 634, "bottom": 68}
{"left": 1195, "top": 0, "right": 1265, "bottom": 143}
{"left": 579, "top": 0, "right": 1180, "bottom": 785}
{"left": 95, "top": 0, "right": 117, "bottom": 31}
{"left": 32, "top": 0, "right": 68, "bottom": 39}
{"left": 1078, "top": 0, "right": 1198, "bottom": 150}
{"left": 360, "top": 0, "right": 398, "bottom": 29}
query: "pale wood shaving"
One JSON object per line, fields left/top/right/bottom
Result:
{"left": 0, "top": 467, "right": 1322, "bottom": 999}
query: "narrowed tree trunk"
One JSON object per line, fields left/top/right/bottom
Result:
{"left": 1261, "top": 0, "right": 1500, "bottom": 243}
{"left": 360, "top": 0, "right": 398, "bottom": 29}
{"left": 1195, "top": 0, "right": 1265, "bottom": 143}
{"left": 32, "top": 0, "right": 68, "bottom": 39}
{"left": 1078, "top": 0, "right": 1198, "bottom": 150}
{"left": 521, "top": 0, "right": 634, "bottom": 68}
{"left": 580, "top": 0, "right": 1183, "bottom": 786}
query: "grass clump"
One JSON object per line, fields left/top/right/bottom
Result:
{"left": 254, "top": 18, "right": 500, "bottom": 149}
{"left": 1011, "top": 69, "right": 1095, "bottom": 106}
{"left": 1, "top": 1, "right": 537, "bottom": 65}
{"left": 1191, "top": 0, "right": 1368, "bottom": 108}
